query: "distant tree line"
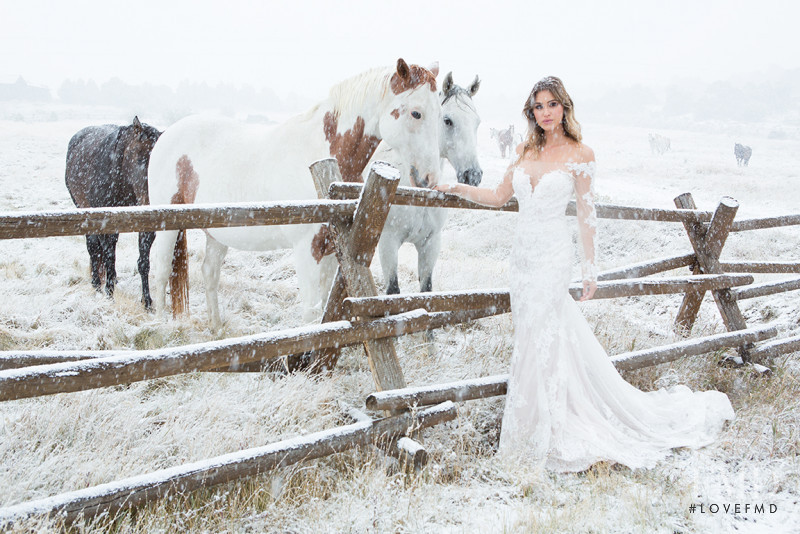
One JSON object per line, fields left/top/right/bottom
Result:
{"left": 56, "top": 77, "right": 295, "bottom": 114}
{"left": 0, "top": 76, "right": 307, "bottom": 115}
{"left": 582, "top": 68, "right": 800, "bottom": 125}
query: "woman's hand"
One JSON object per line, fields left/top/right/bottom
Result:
{"left": 433, "top": 183, "right": 460, "bottom": 194}
{"left": 580, "top": 280, "right": 597, "bottom": 301}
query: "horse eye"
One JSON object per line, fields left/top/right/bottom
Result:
{"left": 411, "top": 111, "right": 422, "bottom": 119}
{"left": 444, "top": 117, "right": 453, "bottom": 127}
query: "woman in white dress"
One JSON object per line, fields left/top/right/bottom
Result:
{"left": 434, "top": 76, "right": 734, "bottom": 472}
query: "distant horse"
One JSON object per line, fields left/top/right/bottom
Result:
{"left": 648, "top": 133, "right": 671, "bottom": 155}
{"left": 734, "top": 143, "right": 752, "bottom": 166}
{"left": 490, "top": 125, "right": 515, "bottom": 158}
{"left": 65, "top": 116, "right": 161, "bottom": 308}
{"left": 368, "top": 71, "right": 482, "bottom": 295}
{"left": 148, "top": 59, "right": 442, "bottom": 328}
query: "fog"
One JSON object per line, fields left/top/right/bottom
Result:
{"left": 2, "top": 0, "right": 800, "bottom": 127}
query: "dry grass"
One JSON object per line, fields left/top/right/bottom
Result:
{"left": 2, "top": 118, "right": 800, "bottom": 532}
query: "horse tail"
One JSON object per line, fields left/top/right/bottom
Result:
{"left": 169, "top": 230, "right": 190, "bottom": 316}
{"left": 168, "top": 155, "right": 200, "bottom": 317}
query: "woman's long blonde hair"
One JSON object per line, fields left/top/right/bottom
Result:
{"left": 518, "top": 76, "right": 582, "bottom": 162}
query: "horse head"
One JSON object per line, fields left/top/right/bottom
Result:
{"left": 117, "top": 116, "right": 161, "bottom": 203}
{"left": 378, "top": 58, "right": 442, "bottom": 188}
{"left": 440, "top": 72, "right": 482, "bottom": 187}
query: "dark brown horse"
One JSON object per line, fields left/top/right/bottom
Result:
{"left": 65, "top": 116, "right": 161, "bottom": 308}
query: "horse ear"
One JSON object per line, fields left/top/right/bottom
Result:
{"left": 428, "top": 61, "right": 439, "bottom": 78}
{"left": 396, "top": 58, "right": 410, "bottom": 80}
{"left": 443, "top": 72, "right": 454, "bottom": 96}
{"left": 132, "top": 116, "right": 142, "bottom": 131}
{"left": 468, "top": 75, "right": 481, "bottom": 97}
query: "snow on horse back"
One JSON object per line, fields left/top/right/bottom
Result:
{"left": 365, "top": 70, "right": 483, "bottom": 295}
{"left": 147, "top": 59, "right": 442, "bottom": 328}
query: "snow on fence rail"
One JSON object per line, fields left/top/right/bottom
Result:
{"left": 0, "top": 401, "right": 457, "bottom": 525}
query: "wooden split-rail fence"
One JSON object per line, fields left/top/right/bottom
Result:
{"left": 1, "top": 158, "right": 799, "bottom": 525}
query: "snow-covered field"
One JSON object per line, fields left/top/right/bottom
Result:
{"left": 1, "top": 101, "right": 799, "bottom": 533}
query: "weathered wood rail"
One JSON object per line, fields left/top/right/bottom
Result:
{"left": 0, "top": 200, "right": 357, "bottom": 239}
{"left": 0, "top": 401, "right": 456, "bottom": 526}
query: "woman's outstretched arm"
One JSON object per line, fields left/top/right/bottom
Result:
{"left": 433, "top": 162, "right": 516, "bottom": 208}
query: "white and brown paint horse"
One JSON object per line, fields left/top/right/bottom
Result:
{"left": 147, "top": 59, "right": 442, "bottom": 328}
{"left": 367, "top": 71, "right": 482, "bottom": 295}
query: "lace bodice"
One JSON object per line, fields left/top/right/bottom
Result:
{"left": 511, "top": 162, "right": 598, "bottom": 286}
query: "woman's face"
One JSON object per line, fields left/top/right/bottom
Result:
{"left": 531, "top": 89, "right": 564, "bottom": 132}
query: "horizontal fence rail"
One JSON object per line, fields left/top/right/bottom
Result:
{"left": 0, "top": 402, "right": 457, "bottom": 525}
{"left": 0, "top": 200, "right": 358, "bottom": 239}
{"left": 1, "top": 185, "right": 797, "bottom": 242}
{"left": 341, "top": 274, "right": 754, "bottom": 319}
{"left": 328, "top": 183, "right": 718, "bottom": 223}
{"left": 0, "top": 308, "right": 501, "bottom": 401}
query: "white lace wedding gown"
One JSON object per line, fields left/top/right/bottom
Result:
{"left": 498, "top": 164, "right": 735, "bottom": 472}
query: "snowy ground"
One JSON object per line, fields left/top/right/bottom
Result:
{"left": 0, "top": 101, "right": 799, "bottom": 533}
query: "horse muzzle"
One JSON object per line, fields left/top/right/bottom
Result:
{"left": 409, "top": 165, "right": 437, "bottom": 189}
{"left": 458, "top": 168, "right": 483, "bottom": 187}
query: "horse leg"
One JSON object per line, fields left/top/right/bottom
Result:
{"left": 151, "top": 229, "right": 179, "bottom": 316}
{"left": 86, "top": 234, "right": 103, "bottom": 291}
{"left": 378, "top": 233, "right": 402, "bottom": 295}
{"left": 138, "top": 231, "right": 156, "bottom": 310}
{"left": 417, "top": 230, "right": 442, "bottom": 295}
{"left": 101, "top": 233, "right": 119, "bottom": 298}
{"left": 202, "top": 235, "right": 228, "bottom": 330}
{"left": 319, "top": 253, "right": 338, "bottom": 310}
{"left": 293, "top": 235, "right": 326, "bottom": 323}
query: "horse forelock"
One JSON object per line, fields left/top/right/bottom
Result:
{"left": 441, "top": 87, "right": 477, "bottom": 113}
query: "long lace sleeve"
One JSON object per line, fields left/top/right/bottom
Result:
{"left": 568, "top": 161, "right": 598, "bottom": 283}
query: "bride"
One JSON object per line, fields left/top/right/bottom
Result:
{"left": 434, "top": 76, "right": 734, "bottom": 472}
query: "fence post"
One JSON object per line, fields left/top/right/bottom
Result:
{"left": 309, "top": 160, "right": 406, "bottom": 391}
{"left": 673, "top": 193, "right": 751, "bottom": 359}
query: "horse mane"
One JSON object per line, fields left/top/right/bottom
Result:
{"left": 326, "top": 66, "right": 394, "bottom": 119}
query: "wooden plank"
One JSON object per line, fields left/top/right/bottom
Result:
{"left": 329, "top": 183, "right": 716, "bottom": 222}
{"left": 0, "top": 308, "right": 498, "bottom": 401}
{"left": 366, "top": 374, "right": 509, "bottom": 412}
{"left": 342, "top": 275, "right": 753, "bottom": 319}
{"left": 719, "top": 261, "right": 800, "bottom": 274}
{"left": 673, "top": 194, "right": 749, "bottom": 338}
{"left": 313, "top": 165, "right": 408, "bottom": 389}
{"left": 611, "top": 324, "right": 777, "bottom": 371}
{"left": 597, "top": 253, "right": 696, "bottom": 281}
{"left": 734, "top": 276, "right": 800, "bottom": 300}
{"left": 310, "top": 158, "right": 344, "bottom": 199}
{"left": 748, "top": 335, "right": 800, "bottom": 360}
{"left": 339, "top": 403, "right": 429, "bottom": 472}
{"left": 704, "top": 197, "right": 739, "bottom": 261}
{"left": 0, "top": 201, "right": 357, "bottom": 239}
{"left": 343, "top": 289, "right": 511, "bottom": 319}
{"left": 731, "top": 214, "right": 800, "bottom": 232}
{"left": 586, "top": 274, "right": 753, "bottom": 300}
{"left": 673, "top": 193, "right": 709, "bottom": 331}
{"left": 0, "top": 402, "right": 456, "bottom": 526}
{"left": 0, "top": 352, "right": 102, "bottom": 371}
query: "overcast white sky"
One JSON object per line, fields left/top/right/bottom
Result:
{"left": 2, "top": 0, "right": 799, "bottom": 109}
